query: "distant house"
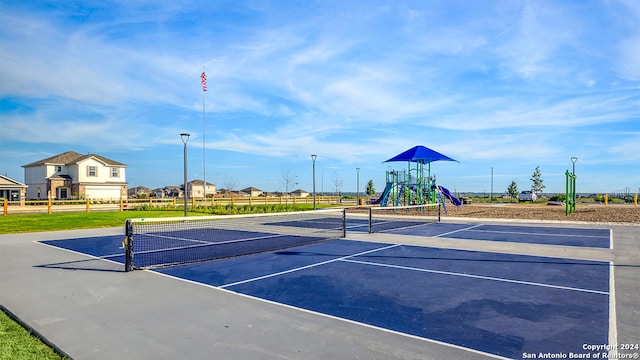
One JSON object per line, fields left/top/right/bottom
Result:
{"left": 0, "top": 174, "right": 27, "bottom": 203}
{"left": 291, "top": 189, "right": 310, "bottom": 198}
{"left": 240, "top": 187, "right": 263, "bottom": 197}
{"left": 22, "top": 151, "right": 128, "bottom": 200}
{"left": 153, "top": 186, "right": 182, "bottom": 198}
{"left": 184, "top": 180, "right": 216, "bottom": 199}
{"left": 128, "top": 186, "right": 151, "bottom": 198}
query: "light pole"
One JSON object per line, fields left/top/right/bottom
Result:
{"left": 571, "top": 157, "right": 577, "bottom": 175}
{"left": 490, "top": 166, "right": 493, "bottom": 203}
{"left": 311, "top": 155, "right": 317, "bottom": 210}
{"left": 181, "top": 133, "right": 190, "bottom": 217}
{"left": 356, "top": 167, "right": 360, "bottom": 206}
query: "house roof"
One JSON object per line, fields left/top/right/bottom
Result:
{"left": 187, "top": 179, "right": 215, "bottom": 186}
{"left": 22, "top": 151, "right": 127, "bottom": 168}
{"left": 242, "top": 187, "right": 262, "bottom": 192}
{"left": 48, "top": 174, "right": 73, "bottom": 180}
{"left": 0, "top": 174, "right": 27, "bottom": 188}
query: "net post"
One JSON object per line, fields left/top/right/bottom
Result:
{"left": 342, "top": 208, "right": 346, "bottom": 237}
{"left": 124, "top": 219, "right": 134, "bottom": 272}
{"left": 438, "top": 203, "right": 441, "bottom": 222}
{"left": 368, "top": 207, "right": 373, "bottom": 234}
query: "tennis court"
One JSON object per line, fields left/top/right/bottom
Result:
{"left": 2, "top": 208, "right": 637, "bottom": 359}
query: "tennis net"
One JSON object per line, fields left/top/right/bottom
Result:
{"left": 124, "top": 209, "right": 346, "bottom": 271}
{"left": 368, "top": 203, "right": 440, "bottom": 233}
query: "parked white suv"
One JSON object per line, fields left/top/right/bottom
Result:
{"left": 518, "top": 190, "right": 537, "bottom": 202}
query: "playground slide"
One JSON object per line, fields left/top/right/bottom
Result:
{"left": 395, "top": 184, "right": 404, "bottom": 206}
{"left": 438, "top": 185, "right": 462, "bottom": 207}
{"left": 371, "top": 182, "right": 393, "bottom": 205}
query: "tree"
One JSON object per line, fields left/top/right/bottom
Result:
{"left": 530, "top": 166, "right": 545, "bottom": 194}
{"left": 223, "top": 177, "right": 238, "bottom": 194}
{"left": 282, "top": 170, "right": 298, "bottom": 205}
{"left": 333, "top": 172, "right": 343, "bottom": 197}
{"left": 365, "top": 180, "right": 376, "bottom": 196}
{"left": 507, "top": 180, "right": 519, "bottom": 202}
{"left": 282, "top": 170, "right": 298, "bottom": 195}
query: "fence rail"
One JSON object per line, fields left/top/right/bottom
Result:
{"left": 2, "top": 196, "right": 343, "bottom": 215}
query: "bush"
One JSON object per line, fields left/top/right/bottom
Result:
{"left": 549, "top": 194, "right": 566, "bottom": 202}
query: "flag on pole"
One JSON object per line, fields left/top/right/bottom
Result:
{"left": 200, "top": 72, "right": 207, "bottom": 91}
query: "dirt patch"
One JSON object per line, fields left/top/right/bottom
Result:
{"left": 443, "top": 203, "right": 639, "bottom": 224}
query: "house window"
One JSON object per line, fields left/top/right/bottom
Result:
{"left": 111, "top": 167, "right": 119, "bottom": 178}
{"left": 59, "top": 188, "right": 68, "bottom": 199}
{"left": 56, "top": 166, "right": 62, "bottom": 172}
{"left": 87, "top": 166, "right": 97, "bottom": 177}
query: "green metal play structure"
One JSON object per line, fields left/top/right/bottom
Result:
{"left": 565, "top": 170, "right": 576, "bottom": 215}
{"left": 371, "top": 146, "right": 462, "bottom": 212}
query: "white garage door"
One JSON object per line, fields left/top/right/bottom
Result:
{"left": 85, "top": 186, "right": 121, "bottom": 200}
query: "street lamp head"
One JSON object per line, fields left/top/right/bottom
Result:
{"left": 311, "top": 154, "right": 317, "bottom": 161}
{"left": 180, "top": 133, "right": 191, "bottom": 144}
{"left": 571, "top": 156, "right": 578, "bottom": 164}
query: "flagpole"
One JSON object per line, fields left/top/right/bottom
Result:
{"left": 201, "top": 68, "right": 207, "bottom": 201}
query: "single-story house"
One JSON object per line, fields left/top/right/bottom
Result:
{"left": 0, "top": 174, "right": 27, "bottom": 203}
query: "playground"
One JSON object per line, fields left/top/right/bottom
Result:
{"left": 369, "top": 145, "right": 635, "bottom": 223}
{"left": 371, "top": 145, "right": 462, "bottom": 211}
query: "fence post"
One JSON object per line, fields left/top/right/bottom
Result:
{"left": 86, "top": 198, "right": 90, "bottom": 212}
{"left": 3, "top": 198, "right": 7, "bottom": 216}
{"left": 604, "top": 194, "right": 608, "bottom": 206}
{"left": 634, "top": 194, "right": 638, "bottom": 207}
{"left": 48, "top": 195, "right": 52, "bottom": 214}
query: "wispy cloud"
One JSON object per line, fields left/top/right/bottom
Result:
{"left": 1, "top": 1, "right": 638, "bottom": 192}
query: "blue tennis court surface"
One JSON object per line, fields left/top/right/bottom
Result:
{"left": 39, "top": 221, "right": 612, "bottom": 359}
{"left": 157, "top": 240, "right": 610, "bottom": 359}
{"left": 369, "top": 222, "right": 612, "bottom": 248}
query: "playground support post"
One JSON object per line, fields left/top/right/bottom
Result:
{"left": 565, "top": 170, "right": 576, "bottom": 215}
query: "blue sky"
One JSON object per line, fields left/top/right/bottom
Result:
{"left": 1, "top": 0, "right": 639, "bottom": 195}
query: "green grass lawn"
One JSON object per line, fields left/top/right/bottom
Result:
{"left": 0, "top": 309, "right": 68, "bottom": 360}
{"left": 0, "top": 204, "right": 323, "bottom": 234}
{"left": 0, "top": 210, "right": 194, "bottom": 234}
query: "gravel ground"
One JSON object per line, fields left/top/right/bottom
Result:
{"left": 443, "top": 203, "right": 639, "bottom": 224}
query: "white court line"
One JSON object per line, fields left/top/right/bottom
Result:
{"left": 434, "top": 223, "right": 484, "bottom": 237}
{"left": 219, "top": 244, "right": 401, "bottom": 289}
{"left": 151, "top": 270, "right": 511, "bottom": 360}
{"left": 132, "top": 233, "right": 293, "bottom": 256}
{"left": 340, "top": 258, "right": 610, "bottom": 295}
{"left": 609, "top": 228, "right": 613, "bottom": 249}
{"left": 466, "top": 228, "right": 610, "bottom": 239}
{"left": 34, "top": 241, "right": 124, "bottom": 265}
{"left": 608, "top": 261, "right": 618, "bottom": 358}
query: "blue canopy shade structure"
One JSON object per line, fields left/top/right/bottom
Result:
{"left": 379, "top": 145, "right": 459, "bottom": 207}
{"left": 383, "top": 145, "right": 457, "bottom": 164}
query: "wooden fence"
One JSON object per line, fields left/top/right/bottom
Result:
{"left": 2, "top": 196, "right": 343, "bottom": 215}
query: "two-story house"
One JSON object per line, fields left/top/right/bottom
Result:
{"left": 23, "top": 151, "right": 128, "bottom": 200}
{"left": 184, "top": 179, "right": 216, "bottom": 199}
